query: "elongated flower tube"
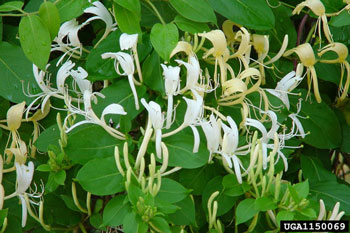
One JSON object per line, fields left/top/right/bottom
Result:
{"left": 220, "top": 116, "right": 244, "bottom": 183}
{"left": 230, "top": 27, "right": 251, "bottom": 70}
{"left": 120, "top": 33, "right": 143, "bottom": 83}
{"left": 201, "top": 114, "right": 221, "bottom": 162}
{"left": 318, "top": 42, "right": 350, "bottom": 102}
{"left": 101, "top": 52, "right": 139, "bottom": 109}
{"left": 56, "top": 60, "right": 76, "bottom": 94}
{"left": 266, "top": 71, "right": 303, "bottom": 109}
{"left": 141, "top": 99, "right": 164, "bottom": 159}
{"left": 176, "top": 56, "right": 202, "bottom": 93}
{"left": 70, "top": 66, "right": 92, "bottom": 93}
{"left": 284, "top": 43, "right": 322, "bottom": 103}
{"left": 84, "top": 1, "right": 117, "bottom": 47}
{"left": 287, "top": 99, "right": 307, "bottom": 139}
{"left": 199, "top": 30, "right": 230, "bottom": 85}
{"left": 293, "top": 0, "right": 332, "bottom": 43}
{"left": 65, "top": 90, "right": 127, "bottom": 140}
{"left": 161, "top": 64, "right": 180, "bottom": 129}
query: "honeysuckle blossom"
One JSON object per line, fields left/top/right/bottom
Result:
{"left": 266, "top": 71, "right": 303, "bottom": 110}
{"left": 70, "top": 66, "right": 92, "bottom": 93}
{"left": 84, "top": 1, "right": 117, "bottom": 47}
{"left": 220, "top": 116, "right": 245, "bottom": 183}
{"left": 317, "top": 200, "right": 345, "bottom": 220}
{"left": 161, "top": 64, "right": 180, "bottom": 129}
{"left": 56, "top": 60, "right": 76, "bottom": 94}
{"left": 201, "top": 114, "right": 221, "bottom": 162}
{"left": 101, "top": 52, "right": 139, "bottom": 110}
{"left": 4, "top": 162, "right": 35, "bottom": 227}
{"left": 120, "top": 33, "right": 143, "bottom": 83}
{"left": 287, "top": 99, "right": 307, "bottom": 139}
{"left": 318, "top": 42, "right": 350, "bottom": 102}
{"left": 284, "top": 43, "right": 321, "bottom": 103}
{"left": 176, "top": 56, "right": 202, "bottom": 93}
{"left": 65, "top": 90, "right": 127, "bottom": 139}
{"left": 141, "top": 99, "right": 164, "bottom": 159}
{"left": 293, "top": 0, "right": 332, "bottom": 43}
{"left": 230, "top": 27, "right": 251, "bottom": 70}
{"left": 199, "top": 30, "right": 230, "bottom": 85}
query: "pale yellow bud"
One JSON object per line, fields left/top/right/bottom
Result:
{"left": 7, "top": 102, "right": 25, "bottom": 131}
{"left": 293, "top": 0, "right": 325, "bottom": 16}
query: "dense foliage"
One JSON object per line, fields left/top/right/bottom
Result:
{"left": 0, "top": 0, "right": 350, "bottom": 232}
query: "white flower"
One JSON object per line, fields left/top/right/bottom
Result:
{"left": 288, "top": 99, "right": 307, "bottom": 138}
{"left": 101, "top": 52, "right": 139, "bottom": 110}
{"left": 201, "top": 114, "right": 221, "bottom": 161}
{"left": 141, "top": 99, "right": 164, "bottom": 158}
{"left": 56, "top": 60, "right": 76, "bottom": 94}
{"left": 120, "top": 33, "right": 138, "bottom": 50}
{"left": 317, "top": 200, "right": 345, "bottom": 220}
{"left": 70, "top": 67, "right": 92, "bottom": 93}
{"left": 65, "top": 90, "right": 127, "bottom": 137}
{"left": 84, "top": 1, "right": 117, "bottom": 47}
{"left": 220, "top": 116, "right": 245, "bottom": 183}
{"left": 183, "top": 90, "right": 203, "bottom": 153}
{"left": 176, "top": 56, "right": 201, "bottom": 92}
{"left": 15, "top": 161, "right": 34, "bottom": 227}
{"left": 161, "top": 64, "right": 180, "bottom": 129}
{"left": 266, "top": 71, "right": 303, "bottom": 109}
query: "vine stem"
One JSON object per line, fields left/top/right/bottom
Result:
{"left": 294, "top": 14, "right": 308, "bottom": 69}
{"left": 145, "top": 0, "right": 166, "bottom": 25}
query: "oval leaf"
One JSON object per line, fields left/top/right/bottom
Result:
{"left": 169, "top": 0, "right": 216, "bottom": 23}
{"left": 208, "top": 0, "right": 275, "bottom": 30}
{"left": 150, "top": 23, "right": 178, "bottom": 61}
{"left": 38, "top": 1, "right": 61, "bottom": 40}
{"left": 235, "top": 198, "right": 258, "bottom": 225}
{"left": 0, "top": 1, "right": 23, "bottom": 12}
{"left": 19, "top": 15, "right": 51, "bottom": 70}
{"left": 76, "top": 157, "right": 124, "bottom": 195}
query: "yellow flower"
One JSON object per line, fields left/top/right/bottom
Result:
{"left": 284, "top": 43, "right": 322, "bottom": 103}
{"left": 318, "top": 42, "right": 350, "bottom": 102}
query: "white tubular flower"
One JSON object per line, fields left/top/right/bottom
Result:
{"left": 183, "top": 90, "right": 203, "bottom": 153}
{"left": 245, "top": 118, "right": 269, "bottom": 169}
{"left": 161, "top": 64, "right": 180, "bottom": 129}
{"left": 120, "top": 33, "right": 143, "bottom": 83}
{"left": 288, "top": 99, "right": 307, "bottom": 139}
{"left": 101, "top": 52, "right": 139, "bottom": 110}
{"left": 141, "top": 99, "right": 164, "bottom": 158}
{"left": 176, "top": 56, "right": 201, "bottom": 92}
{"left": 70, "top": 66, "right": 92, "bottom": 93}
{"left": 201, "top": 114, "right": 221, "bottom": 161}
{"left": 317, "top": 200, "right": 345, "bottom": 220}
{"left": 266, "top": 71, "right": 303, "bottom": 109}
{"left": 84, "top": 1, "right": 117, "bottom": 47}
{"left": 65, "top": 90, "right": 127, "bottom": 139}
{"left": 220, "top": 116, "right": 244, "bottom": 183}
{"left": 56, "top": 60, "right": 76, "bottom": 94}
{"left": 4, "top": 162, "right": 35, "bottom": 227}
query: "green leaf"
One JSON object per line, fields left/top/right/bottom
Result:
{"left": 300, "top": 208, "right": 317, "bottom": 218}
{"left": 0, "top": 1, "right": 23, "bottom": 12}
{"left": 128, "top": 184, "right": 144, "bottom": 205}
{"left": 164, "top": 132, "right": 209, "bottom": 169}
{"left": 38, "top": 1, "right": 60, "bottom": 40}
{"left": 36, "top": 164, "right": 51, "bottom": 172}
{"left": 54, "top": 170, "right": 66, "bottom": 185}
{"left": 288, "top": 185, "right": 300, "bottom": 204}
{"left": 103, "top": 194, "right": 131, "bottom": 227}
{"left": 208, "top": 0, "right": 275, "bottom": 30}
{"left": 114, "top": 0, "right": 140, "bottom": 16}
{"left": 34, "top": 125, "right": 60, "bottom": 152}
{"left": 0, "top": 42, "right": 40, "bottom": 103}
{"left": 55, "top": 0, "right": 91, "bottom": 22}
{"left": 19, "top": 15, "right": 51, "bottom": 70}
{"left": 137, "top": 221, "right": 149, "bottom": 233}
{"left": 276, "top": 211, "right": 294, "bottom": 226}
{"left": 294, "top": 180, "right": 309, "bottom": 199}
{"left": 254, "top": 197, "right": 277, "bottom": 211}
{"left": 202, "top": 176, "right": 237, "bottom": 216}
{"left": 235, "top": 199, "right": 258, "bottom": 225}
{"left": 60, "top": 194, "right": 80, "bottom": 212}
{"left": 169, "top": 0, "right": 216, "bottom": 23}
{"left": 330, "top": 10, "right": 350, "bottom": 27}
{"left": 341, "top": 123, "right": 350, "bottom": 153}
{"left": 314, "top": 63, "right": 341, "bottom": 85}
{"left": 222, "top": 174, "right": 250, "bottom": 197}
{"left": 142, "top": 50, "right": 165, "bottom": 94}
{"left": 168, "top": 196, "right": 196, "bottom": 225}
{"left": 301, "top": 155, "right": 336, "bottom": 183}
{"left": 76, "top": 157, "right": 124, "bottom": 195}
{"left": 123, "top": 212, "right": 138, "bottom": 233}
{"left": 156, "top": 178, "right": 188, "bottom": 204}
{"left": 150, "top": 23, "right": 178, "bottom": 61}
{"left": 85, "top": 30, "right": 122, "bottom": 81}
{"left": 114, "top": 2, "right": 141, "bottom": 36}
{"left": 174, "top": 15, "right": 210, "bottom": 34}
{"left": 0, "top": 209, "right": 7, "bottom": 226}
{"left": 290, "top": 90, "right": 341, "bottom": 149}
{"left": 65, "top": 125, "right": 121, "bottom": 164}
{"left": 150, "top": 217, "right": 171, "bottom": 233}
